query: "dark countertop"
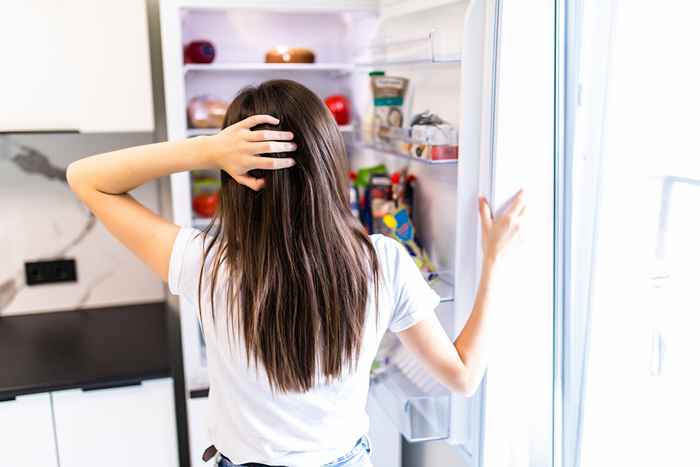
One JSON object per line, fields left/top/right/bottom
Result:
{"left": 0, "top": 301, "right": 172, "bottom": 400}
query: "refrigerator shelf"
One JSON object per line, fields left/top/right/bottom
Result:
{"left": 425, "top": 271, "right": 455, "bottom": 303}
{"left": 362, "top": 143, "right": 458, "bottom": 165}
{"left": 369, "top": 365, "right": 451, "bottom": 442}
{"left": 183, "top": 63, "right": 354, "bottom": 73}
{"left": 192, "top": 217, "right": 214, "bottom": 230}
{"left": 186, "top": 125, "right": 353, "bottom": 138}
{"left": 356, "top": 57, "right": 460, "bottom": 67}
{"left": 187, "top": 128, "right": 218, "bottom": 137}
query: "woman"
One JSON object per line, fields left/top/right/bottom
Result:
{"left": 67, "top": 80, "right": 524, "bottom": 467}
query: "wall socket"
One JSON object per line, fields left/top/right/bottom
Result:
{"left": 25, "top": 259, "right": 77, "bottom": 286}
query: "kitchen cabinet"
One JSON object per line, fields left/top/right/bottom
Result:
{"left": 0, "top": 0, "right": 154, "bottom": 133}
{"left": 0, "top": 392, "right": 58, "bottom": 467}
{"left": 51, "top": 378, "right": 178, "bottom": 467}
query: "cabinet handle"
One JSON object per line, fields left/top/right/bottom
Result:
{"left": 0, "top": 129, "right": 80, "bottom": 134}
{"left": 190, "top": 388, "right": 209, "bottom": 399}
{"left": 82, "top": 380, "right": 142, "bottom": 392}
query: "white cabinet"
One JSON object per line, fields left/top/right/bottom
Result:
{"left": 51, "top": 378, "right": 179, "bottom": 467}
{"left": 0, "top": 0, "right": 154, "bottom": 133}
{"left": 187, "top": 396, "right": 211, "bottom": 467}
{"left": 0, "top": 393, "right": 58, "bottom": 467}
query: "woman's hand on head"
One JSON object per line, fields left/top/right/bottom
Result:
{"left": 204, "top": 114, "right": 296, "bottom": 191}
{"left": 478, "top": 190, "right": 526, "bottom": 264}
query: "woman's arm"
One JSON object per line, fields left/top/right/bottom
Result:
{"left": 67, "top": 114, "right": 296, "bottom": 281}
{"left": 397, "top": 191, "right": 525, "bottom": 396}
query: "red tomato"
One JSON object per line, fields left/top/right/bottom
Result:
{"left": 192, "top": 192, "right": 219, "bottom": 218}
{"left": 324, "top": 95, "right": 350, "bottom": 125}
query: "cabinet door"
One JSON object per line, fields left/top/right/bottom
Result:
{"left": 0, "top": 393, "right": 58, "bottom": 467}
{"left": 52, "top": 378, "right": 178, "bottom": 467}
{"left": 187, "top": 396, "right": 211, "bottom": 467}
{"left": 0, "top": 0, "right": 154, "bottom": 133}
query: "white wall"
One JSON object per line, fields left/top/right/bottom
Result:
{"left": 0, "top": 133, "right": 165, "bottom": 316}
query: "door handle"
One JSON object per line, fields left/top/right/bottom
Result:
{"left": 650, "top": 329, "right": 664, "bottom": 376}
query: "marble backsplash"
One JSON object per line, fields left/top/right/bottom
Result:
{"left": 0, "top": 133, "right": 165, "bottom": 316}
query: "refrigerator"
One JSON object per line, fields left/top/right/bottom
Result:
{"left": 160, "top": 1, "right": 555, "bottom": 466}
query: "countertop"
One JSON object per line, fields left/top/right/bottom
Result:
{"left": 0, "top": 301, "right": 172, "bottom": 400}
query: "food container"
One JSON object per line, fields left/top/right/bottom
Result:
{"left": 265, "top": 46, "right": 315, "bottom": 63}
{"left": 409, "top": 124, "right": 458, "bottom": 161}
{"left": 370, "top": 75, "right": 409, "bottom": 142}
{"left": 187, "top": 96, "right": 228, "bottom": 129}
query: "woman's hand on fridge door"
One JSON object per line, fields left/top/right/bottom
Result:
{"left": 479, "top": 190, "right": 526, "bottom": 264}
{"left": 389, "top": 191, "right": 527, "bottom": 397}
{"left": 204, "top": 114, "right": 297, "bottom": 191}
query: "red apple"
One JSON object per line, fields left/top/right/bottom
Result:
{"left": 325, "top": 95, "right": 350, "bottom": 125}
{"left": 192, "top": 192, "right": 219, "bottom": 218}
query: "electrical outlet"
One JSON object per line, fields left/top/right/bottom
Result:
{"left": 25, "top": 259, "right": 77, "bottom": 286}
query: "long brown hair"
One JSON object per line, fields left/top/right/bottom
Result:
{"left": 199, "top": 80, "right": 380, "bottom": 393}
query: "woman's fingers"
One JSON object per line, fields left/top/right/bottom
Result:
{"left": 243, "top": 156, "right": 296, "bottom": 170}
{"left": 246, "top": 129, "right": 294, "bottom": 142}
{"left": 233, "top": 174, "right": 266, "bottom": 191}
{"left": 478, "top": 196, "right": 493, "bottom": 234}
{"left": 517, "top": 203, "right": 527, "bottom": 218}
{"left": 235, "top": 114, "right": 280, "bottom": 129}
{"left": 503, "top": 189, "right": 525, "bottom": 219}
{"left": 516, "top": 206, "right": 527, "bottom": 226}
{"left": 248, "top": 141, "right": 297, "bottom": 154}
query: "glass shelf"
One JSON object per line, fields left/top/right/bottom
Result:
{"left": 369, "top": 364, "right": 451, "bottom": 442}
{"left": 187, "top": 125, "right": 353, "bottom": 139}
{"left": 187, "top": 128, "right": 218, "bottom": 137}
{"left": 355, "top": 31, "right": 461, "bottom": 68}
{"left": 192, "top": 217, "right": 214, "bottom": 230}
{"left": 426, "top": 271, "right": 455, "bottom": 303}
{"left": 361, "top": 143, "right": 458, "bottom": 165}
{"left": 184, "top": 63, "right": 354, "bottom": 73}
{"left": 359, "top": 124, "right": 458, "bottom": 165}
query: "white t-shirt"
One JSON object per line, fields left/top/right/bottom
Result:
{"left": 169, "top": 228, "right": 440, "bottom": 467}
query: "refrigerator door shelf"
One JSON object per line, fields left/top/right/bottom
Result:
{"left": 369, "top": 365, "right": 450, "bottom": 442}
{"left": 355, "top": 30, "right": 461, "bottom": 67}
{"left": 361, "top": 142, "right": 459, "bottom": 165}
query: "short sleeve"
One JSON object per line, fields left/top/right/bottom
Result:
{"left": 168, "top": 227, "right": 207, "bottom": 305}
{"left": 382, "top": 237, "right": 441, "bottom": 333}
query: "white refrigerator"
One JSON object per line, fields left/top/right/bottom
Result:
{"left": 160, "top": 1, "right": 555, "bottom": 466}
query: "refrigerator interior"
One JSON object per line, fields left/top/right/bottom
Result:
{"left": 160, "top": 1, "right": 492, "bottom": 465}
